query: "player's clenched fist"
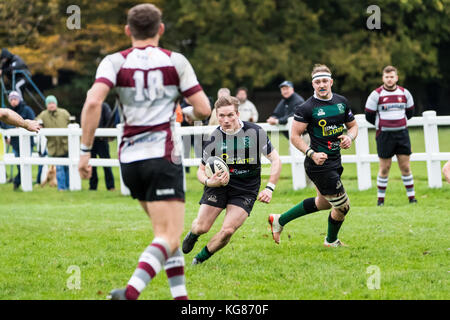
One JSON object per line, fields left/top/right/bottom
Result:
{"left": 78, "top": 154, "right": 92, "bottom": 179}
{"left": 311, "top": 152, "right": 328, "bottom": 166}
{"left": 257, "top": 188, "right": 272, "bottom": 203}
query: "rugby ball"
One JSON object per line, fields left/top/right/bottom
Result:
{"left": 205, "top": 156, "right": 229, "bottom": 178}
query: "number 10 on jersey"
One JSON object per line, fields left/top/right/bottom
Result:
{"left": 133, "top": 70, "right": 165, "bottom": 102}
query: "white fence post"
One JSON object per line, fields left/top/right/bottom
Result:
{"left": 68, "top": 123, "right": 82, "bottom": 191}
{"left": 288, "top": 117, "right": 307, "bottom": 190}
{"left": 19, "top": 129, "right": 33, "bottom": 191}
{"left": 116, "top": 124, "right": 130, "bottom": 196}
{"left": 0, "top": 132, "right": 6, "bottom": 183}
{"left": 175, "top": 122, "right": 187, "bottom": 193}
{"left": 422, "top": 110, "right": 442, "bottom": 188}
{"left": 354, "top": 114, "right": 372, "bottom": 190}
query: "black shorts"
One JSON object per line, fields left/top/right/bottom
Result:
{"left": 120, "top": 158, "right": 184, "bottom": 202}
{"left": 199, "top": 184, "right": 259, "bottom": 215}
{"left": 306, "top": 166, "right": 345, "bottom": 196}
{"left": 376, "top": 130, "right": 412, "bottom": 159}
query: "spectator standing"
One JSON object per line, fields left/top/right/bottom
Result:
{"left": 0, "top": 91, "right": 35, "bottom": 190}
{"left": 36, "top": 95, "right": 71, "bottom": 191}
{"left": 236, "top": 87, "right": 258, "bottom": 122}
{"left": 267, "top": 81, "right": 305, "bottom": 137}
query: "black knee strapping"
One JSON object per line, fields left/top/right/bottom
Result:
{"left": 341, "top": 205, "right": 350, "bottom": 215}
{"left": 303, "top": 197, "right": 318, "bottom": 213}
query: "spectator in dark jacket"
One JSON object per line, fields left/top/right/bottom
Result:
{"left": 0, "top": 48, "right": 31, "bottom": 98}
{"left": 89, "top": 102, "right": 115, "bottom": 191}
{"left": 0, "top": 91, "right": 35, "bottom": 189}
{"left": 267, "top": 81, "right": 305, "bottom": 138}
{"left": 267, "top": 81, "right": 305, "bottom": 126}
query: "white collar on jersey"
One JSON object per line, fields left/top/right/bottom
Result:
{"left": 219, "top": 119, "right": 244, "bottom": 135}
{"left": 314, "top": 91, "right": 334, "bottom": 101}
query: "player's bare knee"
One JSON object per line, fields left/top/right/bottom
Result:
{"left": 194, "top": 225, "right": 209, "bottom": 235}
{"left": 192, "top": 220, "right": 210, "bottom": 235}
{"left": 317, "top": 196, "right": 332, "bottom": 210}
{"left": 400, "top": 168, "right": 411, "bottom": 176}
{"left": 219, "top": 227, "right": 235, "bottom": 242}
{"left": 379, "top": 167, "right": 390, "bottom": 176}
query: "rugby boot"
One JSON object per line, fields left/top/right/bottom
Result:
{"left": 268, "top": 214, "right": 283, "bottom": 244}
{"left": 324, "top": 238, "right": 347, "bottom": 247}
{"left": 182, "top": 231, "right": 199, "bottom": 254}
{"left": 107, "top": 288, "right": 127, "bottom": 300}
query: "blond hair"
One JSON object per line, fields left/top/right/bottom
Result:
{"left": 214, "top": 95, "right": 240, "bottom": 111}
{"left": 311, "top": 64, "right": 332, "bottom": 77}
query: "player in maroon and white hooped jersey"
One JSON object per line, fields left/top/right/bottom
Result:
{"left": 78, "top": 4, "right": 211, "bottom": 300}
{"left": 365, "top": 65, "right": 417, "bottom": 206}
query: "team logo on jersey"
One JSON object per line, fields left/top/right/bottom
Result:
{"left": 319, "top": 119, "right": 344, "bottom": 137}
{"left": 317, "top": 108, "right": 325, "bottom": 116}
{"left": 328, "top": 140, "right": 341, "bottom": 151}
{"left": 337, "top": 104, "right": 345, "bottom": 114}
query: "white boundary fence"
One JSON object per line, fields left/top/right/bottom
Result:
{"left": 0, "top": 110, "right": 449, "bottom": 195}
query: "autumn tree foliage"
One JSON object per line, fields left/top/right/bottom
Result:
{"left": 0, "top": 0, "right": 449, "bottom": 114}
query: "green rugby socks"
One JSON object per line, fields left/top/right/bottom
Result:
{"left": 195, "top": 245, "right": 213, "bottom": 262}
{"left": 326, "top": 213, "right": 344, "bottom": 243}
{"left": 279, "top": 197, "right": 318, "bottom": 226}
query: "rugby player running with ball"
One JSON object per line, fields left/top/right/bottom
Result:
{"left": 182, "top": 95, "right": 282, "bottom": 264}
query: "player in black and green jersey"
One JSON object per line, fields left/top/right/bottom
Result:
{"left": 183, "top": 95, "right": 282, "bottom": 264}
{"left": 269, "top": 64, "right": 358, "bottom": 247}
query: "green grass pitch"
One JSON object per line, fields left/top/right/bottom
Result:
{"left": 0, "top": 127, "right": 449, "bottom": 300}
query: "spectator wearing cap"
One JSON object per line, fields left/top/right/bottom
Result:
{"left": 236, "top": 87, "right": 258, "bottom": 123}
{"left": 0, "top": 91, "right": 35, "bottom": 190}
{"left": 267, "top": 80, "right": 305, "bottom": 129}
{"left": 35, "top": 95, "right": 71, "bottom": 191}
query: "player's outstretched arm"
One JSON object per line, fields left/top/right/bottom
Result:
{"left": 258, "top": 149, "right": 282, "bottom": 204}
{"left": 78, "top": 82, "right": 110, "bottom": 179}
{"left": 185, "top": 91, "right": 211, "bottom": 120}
{"left": 290, "top": 121, "right": 309, "bottom": 154}
{"left": 0, "top": 109, "right": 40, "bottom": 132}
